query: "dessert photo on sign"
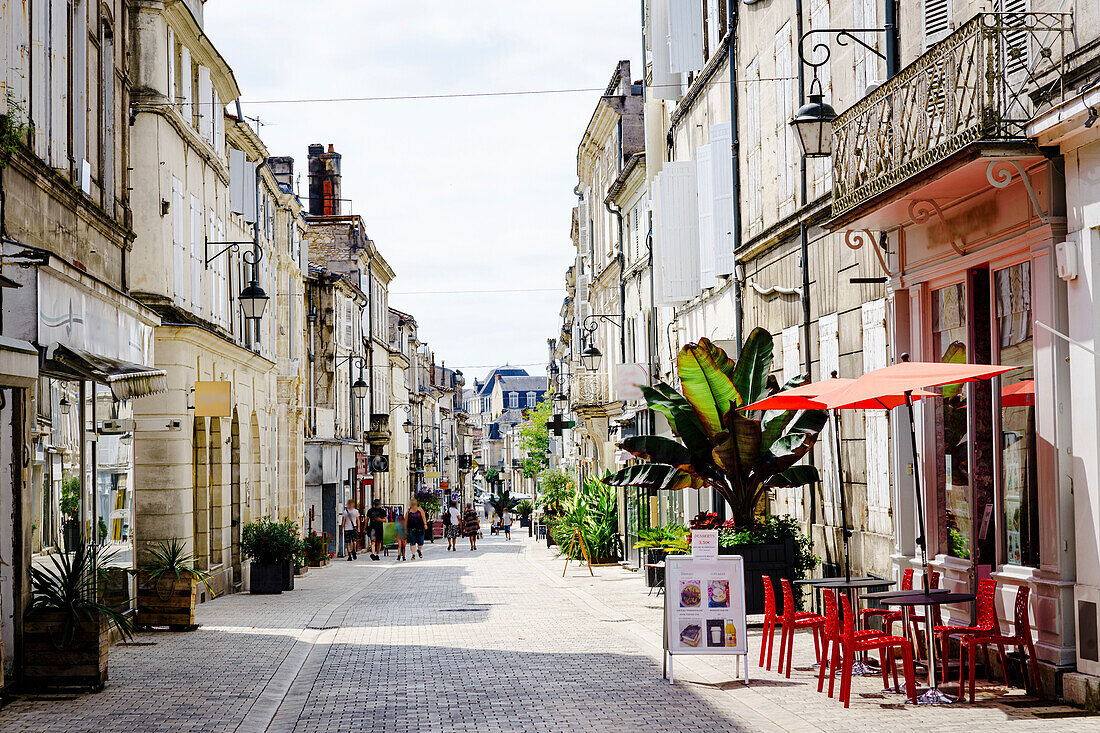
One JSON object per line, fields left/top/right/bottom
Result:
{"left": 708, "top": 579, "right": 729, "bottom": 608}
{"left": 679, "top": 622, "right": 702, "bottom": 648}
{"left": 679, "top": 580, "right": 701, "bottom": 608}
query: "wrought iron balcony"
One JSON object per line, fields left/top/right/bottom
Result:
{"left": 569, "top": 372, "right": 610, "bottom": 409}
{"left": 831, "top": 12, "right": 1070, "bottom": 222}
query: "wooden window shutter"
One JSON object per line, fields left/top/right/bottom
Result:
{"left": 668, "top": 0, "right": 704, "bottom": 74}
{"left": 190, "top": 196, "right": 203, "bottom": 314}
{"left": 709, "top": 122, "right": 735, "bottom": 276}
{"left": 179, "top": 44, "right": 193, "bottom": 124}
{"left": 922, "top": 0, "right": 952, "bottom": 49}
{"left": 695, "top": 143, "right": 717, "bottom": 289}
{"left": 172, "top": 177, "right": 185, "bottom": 304}
{"left": 30, "top": 0, "right": 48, "bottom": 158}
{"left": 48, "top": 0, "right": 67, "bottom": 168}
{"left": 655, "top": 162, "right": 700, "bottom": 304}
{"left": 649, "top": 0, "right": 682, "bottom": 100}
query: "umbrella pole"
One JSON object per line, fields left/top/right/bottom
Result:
{"left": 905, "top": 389, "right": 948, "bottom": 703}
{"left": 833, "top": 408, "right": 852, "bottom": 583}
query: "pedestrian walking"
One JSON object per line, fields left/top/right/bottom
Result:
{"left": 483, "top": 499, "right": 491, "bottom": 519}
{"left": 366, "top": 499, "right": 387, "bottom": 561}
{"left": 394, "top": 514, "right": 407, "bottom": 560}
{"left": 406, "top": 499, "right": 427, "bottom": 559}
{"left": 462, "top": 503, "right": 480, "bottom": 550}
{"left": 444, "top": 500, "right": 461, "bottom": 551}
{"left": 341, "top": 499, "right": 360, "bottom": 560}
{"left": 501, "top": 507, "right": 513, "bottom": 540}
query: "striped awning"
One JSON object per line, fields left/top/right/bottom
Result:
{"left": 45, "top": 345, "right": 168, "bottom": 400}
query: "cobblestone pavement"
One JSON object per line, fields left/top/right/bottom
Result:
{"left": 1, "top": 530, "right": 1097, "bottom": 732}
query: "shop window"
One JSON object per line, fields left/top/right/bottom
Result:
{"left": 932, "top": 282, "right": 970, "bottom": 560}
{"left": 996, "top": 262, "right": 1038, "bottom": 566}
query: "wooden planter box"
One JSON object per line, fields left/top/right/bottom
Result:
{"left": 250, "top": 562, "right": 284, "bottom": 594}
{"left": 719, "top": 538, "right": 797, "bottom": 615}
{"left": 283, "top": 560, "right": 295, "bottom": 590}
{"left": 307, "top": 557, "right": 329, "bottom": 568}
{"left": 23, "top": 610, "right": 109, "bottom": 691}
{"left": 136, "top": 571, "right": 197, "bottom": 630}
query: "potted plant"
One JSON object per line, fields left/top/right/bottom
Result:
{"left": 304, "top": 531, "right": 331, "bottom": 567}
{"left": 137, "top": 538, "right": 215, "bottom": 630}
{"left": 634, "top": 523, "right": 689, "bottom": 587}
{"left": 516, "top": 500, "right": 534, "bottom": 529}
{"left": 241, "top": 517, "right": 298, "bottom": 594}
{"left": 552, "top": 476, "right": 622, "bottom": 564}
{"left": 603, "top": 329, "right": 827, "bottom": 614}
{"left": 415, "top": 490, "right": 441, "bottom": 541}
{"left": 718, "top": 515, "right": 819, "bottom": 609}
{"left": 60, "top": 475, "right": 81, "bottom": 552}
{"left": 536, "top": 469, "right": 574, "bottom": 547}
{"left": 25, "top": 542, "right": 133, "bottom": 690}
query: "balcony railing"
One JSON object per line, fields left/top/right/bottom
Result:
{"left": 570, "top": 372, "right": 610, "bottom": 409}
{"left": 831, "top": 12, "right": 1070, "bottom": 221}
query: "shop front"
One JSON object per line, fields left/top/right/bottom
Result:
{"left": 825, "top": 12, "right": 1075, "bottom": 682}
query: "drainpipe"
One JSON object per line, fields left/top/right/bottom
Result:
{"left": 727, "top": 3, "right": 744, "bottom": 355}
{"left": 795, "top": 0, "right": 812, "bottom": 379}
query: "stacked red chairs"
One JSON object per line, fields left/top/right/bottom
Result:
{"left": 932, "top": 578, "right": 999, "bottom": 682}
{"left": 860, "top": 568, "right": 913, "bottom": 635}
{"left": 759, "top": 576, "right": 826, "bottom": 674}
{"left": 776, "top": 578, "right": 826, "bottom": 678}
{"left": 827, "top": 595, "right": 917, "bottom": 708}
{"left": 954, "top": 584, "right": 1040, "bottom": 702}
{"left": 817, "top": 588, "right": 889, "bottom": 694}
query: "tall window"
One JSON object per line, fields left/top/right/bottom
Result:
{"left": 526, "top": 391, "right": 536, "bottom": 408}
{"left": 509, "top": 392, "right": 519, "bottom": 410}
{"left": 996, "top": 262, "right": 1037, "bottom": 566}
{"left": 932, "top": 283, "right": 970, "bottom": 560}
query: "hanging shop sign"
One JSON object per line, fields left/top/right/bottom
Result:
{"left": 663, "top": 554, "right": 749, "bottom": 685}
{"left": 194, "top": 381, "right": 232, "bottom": 417}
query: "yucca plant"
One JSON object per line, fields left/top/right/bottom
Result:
{"left": 633, "top": 523, "right": 690, "bottom": 555}
{"left": 29, "top": 542, "right": 134, "bottom": 645}
{"left": 140, "top": 538, "right": 215, "bottom": 597}
{"left": 515, "top": 500, "right": 534, "bottom": 519}
{"left": 602, "top": 329, "right": 827, "bottom": 528}
{"left": 489, "top": 489, "right": 519, "bottom": 517}
{"left": 553, "top": 476, "right": 620, "bottom": 561}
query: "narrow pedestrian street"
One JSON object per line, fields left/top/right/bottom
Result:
{"left": 0, "top": 527, "right": 1090, "bottom": 732}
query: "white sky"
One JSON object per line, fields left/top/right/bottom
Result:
{"left": 204, "top": 1, "right": 640, "bottom": 385}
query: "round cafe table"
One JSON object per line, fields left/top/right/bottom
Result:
{"left": 815, "top": 577, "right": 895, "bottom": 675}
{"left": 878, "top": 591, "right": 976, "bottom": 704}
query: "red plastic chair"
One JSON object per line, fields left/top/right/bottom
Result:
{"left": 828, "top": 595, "right": 917, "bottom": 707}
{"left": 777, "top": 578, "right": 826, "bottom": 678}
{"left": 932, "top": 578, "right": 998, "bottom": 682}
{"left": 955, "top": 584, "right": 1040, "bottom": 702}
{"left": 860, "top": 568, "right": 913, "bottom": 635}
{"left": 818, "top": 588, "right": 886, "bottom": 694}
{"left": 759, "top": 576, "right": 825, "bottom": 672}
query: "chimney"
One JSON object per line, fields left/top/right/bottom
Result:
{"left": 267, "top": 156, "right": 294, "bottom": 190}
{"left": 307, "top": 143, "right": 342, "bottom": 216}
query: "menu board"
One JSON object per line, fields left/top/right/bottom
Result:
{"left": 665, "top": 554, "right": 747, "bottom": 656}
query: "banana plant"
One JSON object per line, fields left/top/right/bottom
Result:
{"left": 602, "top": 328, "right": 827, "bottom": 528}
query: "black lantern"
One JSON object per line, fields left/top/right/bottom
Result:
{"left": 580, "top": 343, "right": 602, "bottom": 372}
{"left": 552, "top": 391, "right": 568, "bottom": 411}
{"left": 239, "top": 281, "right": 270, "bottom": 321}
{"left": 352, "top": 375, "right": 369, "bottom": 401}
{"left": 790, "top": 93, "right": 837, "bottom": 158}
{"left": 58, "top": 396, "right": 71, "bottom": 415}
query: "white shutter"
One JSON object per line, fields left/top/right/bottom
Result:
{"left": 818, "top": 313, "right": 840, "bottom": 524}
{"left": 575, "top": 274, "right": 589, "bottom": 305}
{"left": 197, "top": 65, "right": 212, "bottom": 142}
{"left": 667, "top": 0, "right": 704, "bottom": 74}
{"left": 710, "top": 122, "right": 735, "bottom": 275}
{"left": 31, "top": 0, "right": 48, "bottom": 157}
{"left": 775, "top": 23, "right": 795, "bottom": 216}
{"left": 71, "top": 1, "right": 86, "bottom": 169}
{"left": 998, "top": 0, "right": 1029, "bottom": 79}
{"left": 706, "top": 0, "right": 721, "bottom": 59}
{"left": 6, "top": 0, "right": 29, "bottom": 116}
{"left": 179, "top": 44, "right": 192, "bottom": 124}
{"left": 854, "top": 0, "right": 879, "bottom": 93}
{"left": 810, "top": 0, "right": 833, "bottom": 195}
{"left": 229, "top": 149, "right": 258, "bottom": 223}
{"left": 695, "top": 144, "right": 717, "bottom": 289}
{"left": 577, "top": 197, "right": 590, "bottom": 265}
{"left": 213, "top": 89, "right": 223, "bottom": 157}
{"left": 745, "top": 58, "right": 762, "bottom": 230}
{"left": 101, "top": 29, "right": 115, "bottom": 215}
{"left": 922, "top": 0, "right": 951, "bottom": 49}
{"left": 190, "top": 195, "right": 203, "bottom": 315}
{"left": 649, "top": 0, "right": 681, "bottom": 101}
{"left": 172, "top": 177, "right": 186, "bottom": 305}
{"left": 166, "top": 26, "right": 175, "bottom": 101}
{"left": 48, "top": 0, "right": 67, "bottom": 168}
{"left": 655, "top": 162, "right": 701, "bottom": 304}
{"left": 861, "top": 299, "right": 891, "bottom": 535}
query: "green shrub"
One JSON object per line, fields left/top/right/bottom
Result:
{"left": 634, "top": 523, "right": 690, "bottom": 554}
{"left": 552, "top": 475, "right": 619, "bottom": 561}
{"left": 241, "top": 517, "right": 300, "bottom": 565}
{"left": 415, "top": 490, "right": 441, "bottom": 517}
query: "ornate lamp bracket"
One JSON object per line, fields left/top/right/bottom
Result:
{"left": 907, "top": 199, "right": 966, "bottom": 255}
{"left": 986, "top": 160, "right": 1052, "bottom": 224}
{"left": 580, "top": 313, "right": 624, "bottom": 337}
{"left": 206, "top": 239, "right": 265, "bottom": 270}
{"left": 844, "top": 229, "right": 893, "bottom": 276}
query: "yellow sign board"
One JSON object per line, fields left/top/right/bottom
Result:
{"left": 195, "top": 381, "right": 232, "bottom": 417}
{"left": 424, "top": 471, "right": 441, "bottom": 479}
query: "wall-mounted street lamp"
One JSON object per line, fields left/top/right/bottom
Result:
{"left": 552, "top": 391, "right": 569, "bottom": 412}
{"left": 206, "top": 239, "right": 269, "bottom": 321}
{"left": 789, "top": 3, "right": 900, "bottom": 159}
{"left": 578, "top": 313, "right": 623, "bottom": 372}
{"left": 58, "top": 396, "right": 71, "bottom": 415}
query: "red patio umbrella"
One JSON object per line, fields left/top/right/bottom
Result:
{"left": 817, "top": 356, "right": 1015, "bottom": 704}
{"left": 1001, "top": 379, "right": 1035, "bottom": 408}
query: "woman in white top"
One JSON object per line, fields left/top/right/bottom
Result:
{"left": 445, "top": 501, "right": 462, "bottom": 551}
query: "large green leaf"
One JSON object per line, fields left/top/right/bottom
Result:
{"left": 768, "top": 464, "right": 820, "bottom": 488}
{"left": 711, "top": 410, "right": 762, "bottom": 479}
{"left": 730, "top": 328, "right": 774, "bottom": 408}
{"left": 619, "top": 435, "right": 692, "bottom": 469}
{"left": 640, "top": 383, "right": 710, "bottom": 458}
{"left": 677, "top": 343, "right": 740, "bottom": 438}
{"left": 698, "top": 337, "right": 737, "bottom": 381}
{"left": 601, "top": 464, "right": 701, "bottom": 491}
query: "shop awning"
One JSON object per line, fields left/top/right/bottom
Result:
{"left": 45, "top": 344, "right": 168, "bottom": 400}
